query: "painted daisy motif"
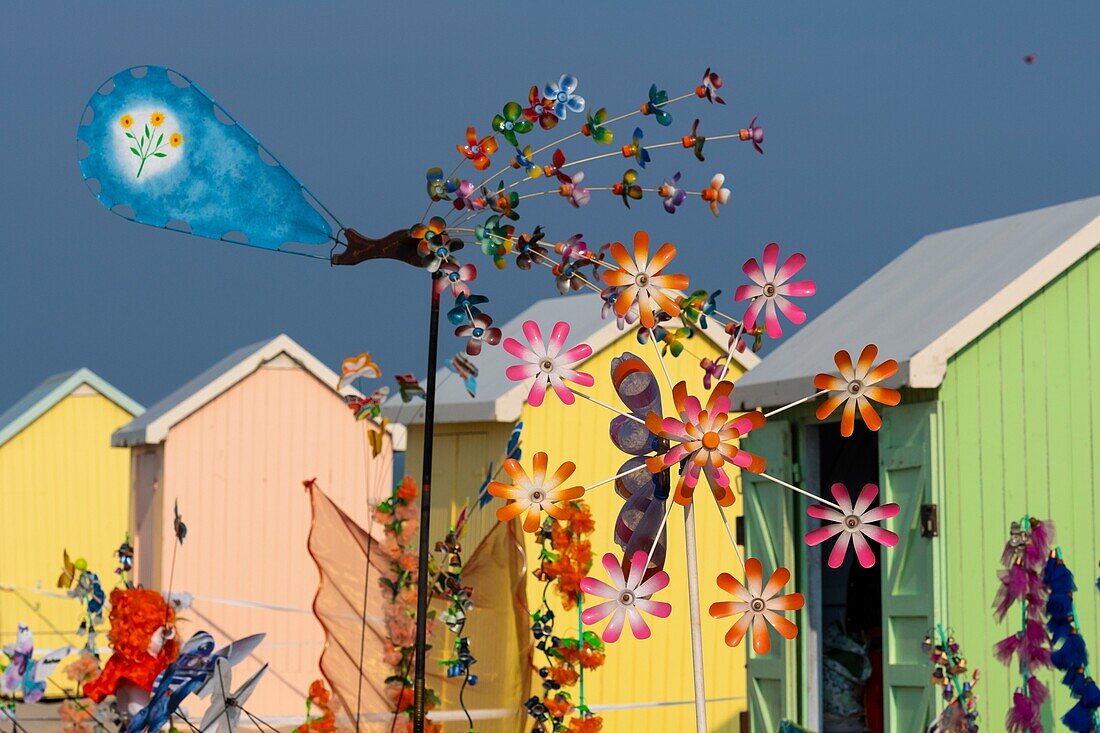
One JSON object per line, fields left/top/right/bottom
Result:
{"left": 488, "top": 452, "right": 585, "bottom": 532}
{"left": 600, "top": 230, "right": 690, "bottom": 329}
{"left": 503, "top": 321, "right": 594, "bottom": 407}
{"left": 645, "top": 380, "right": 766, "bottom": 506}
{"left": 733, "top": 242, "right": 816, "bottom": 339}
{"left": 805, "top": 483, "right": 899, "bottom": 569}
{"left": 581, "top": 551, "right": 672, "bottom": 643}
{"left": 708, "top": 557, "right": 804, "bottom": 654}
{"left": 813, "top": 344, "right": 901, "bottom": 437}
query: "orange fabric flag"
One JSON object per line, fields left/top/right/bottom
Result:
{"left": 307, "top": 484, "right": 531, "bottom": 732}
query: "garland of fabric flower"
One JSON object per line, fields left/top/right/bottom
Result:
{"left": 294, "top": 679, "right": 337, "bottom": 732}
{"left": 524, "top": 501, "right": 605, "bottom": 733}
{"left": 433, "top": 509, "right": 479, "bottom": 733}
{"left": 376, "top": 476, "right": 441, "bottom": 733}
{"left": 924, "top": 624, "right": 980, "bottom": 732}
{"left": 1043, "top": 546, "right": 1100, "bottom": 732}
{"left": 994, "top": 517, "right": 1053, "bottom": 732}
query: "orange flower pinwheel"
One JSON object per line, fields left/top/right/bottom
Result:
{"left": 600, "top": 230, "right": 689, "bottom": 329}
{"left": 709, "top": 557, "right": 804, "bottom": 654}
{"left": 456, "top": 126, "right": 498, "bottom": 170}
{"left": 645, "top": 380, "right": 766, "bottom": 506}
{"left": 814, "top": 343, "right": 901, "bottom": 437}
{"left": 488, "top": 451, "right": 585, "bottom": 532}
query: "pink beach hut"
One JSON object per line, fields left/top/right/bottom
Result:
{"left": 112, "top": 334, "right": 393, "bottom": 721}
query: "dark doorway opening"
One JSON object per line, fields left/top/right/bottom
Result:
{"left": 815, "top": 422, "right": 883, "bottom": 733}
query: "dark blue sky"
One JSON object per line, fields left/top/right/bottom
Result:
{"left": 2, "top": 2, "right": 1098, "bottom": 410}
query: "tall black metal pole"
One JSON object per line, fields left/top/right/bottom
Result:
{"left": 413, "top": 275, "right": 441, "bottom": 733}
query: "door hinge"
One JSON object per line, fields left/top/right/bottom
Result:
{"left": 920, "top": 504, "right": 939, "bottom": 538}
{"left": 735, "top": 515, "right": 745, "bottom": 546}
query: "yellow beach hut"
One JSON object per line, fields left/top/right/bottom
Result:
{"left": 0, "top": 368, "right": 142, "bottom": 694}
{"left": 386, "top": 293, "right": 759, "bottom": 732}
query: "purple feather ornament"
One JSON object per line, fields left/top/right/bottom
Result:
{"left": 996, "top": 632, "right": 1023, "bottom": 665}
{"left": 995, "top": 564, "right": 1032, "bottom": 620}
{"left": 1006, "top": 689, "right": 1036, "bottom": 733}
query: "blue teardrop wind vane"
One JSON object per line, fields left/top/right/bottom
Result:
{"left": 77, "top": 66, "right": 335, "bottom": 252}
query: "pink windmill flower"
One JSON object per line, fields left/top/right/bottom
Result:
{"left": 805, "top": 483, "right": 899, "bottom": 569}
{"left": 734, "top": 242, "right": 816, "bottom": 339}
{"left": 581, "top": 551, "right": 672, "bottom": 643}
{"left": 503, "top": 321, "right": 594, "bottom": 407}
{"left": 645, "top": 380, "right": 767, "bottom": 507}
{"left": 708, "top": 557, "right": 804, "bottom": 654}
{"left": 454, "top": 313, "right": 500, "bottom": 356}
{"left": 487, "top": 452, "right": 584, "bottom": 532}
{"left": 434, "top": 261, "right": 477, "bottom": 298}
{"left": 600, "top": 230, "right": 690, "bottom": 329}
{"left": 814, "top": 344, "right": 901, "bottom": 437}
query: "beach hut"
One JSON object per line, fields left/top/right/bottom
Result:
{"left": 386, "top": 292, "right": 760, "bottom": 732}
{"left": 0, "top": 368, "right": 142, "bottom": 694}
{"left": 730, "top": 196, "right": 1100, "bottom": 732}
{"left": 112, "top": 334, "right": 393, "bottom": 721}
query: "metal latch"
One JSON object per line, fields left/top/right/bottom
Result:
{"left": 920, "top": 504, "right": 939, "bottom": 538}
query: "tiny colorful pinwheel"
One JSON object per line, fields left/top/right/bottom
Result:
{"left": 447, "top": 293, "right": 488, "bottom": 326}
{"left": 511, "top": 145, "right": 542, "bottom": 178}
{"left": 487, "top": 452, "right": 585, "bottom": 532}
{"left": 413, "top": 217, "right": 463, "bottom": 272}
{"left": 709, "top": 558, "right": 803, "bottom": 654}
{"left": 612, "top": 169, "right": 643, "bottom": 209}
{"left": 558, "top": 171, "right": 591, "bottom": 208}
{"left": 434, "top": 261, "right": 477, "bottom": 298}
{"left": 523, "top": 86, "right": 558, "bottom": 130}
{"left": 492, "top": 101, "right": 533, "bottom": 147}
{"left": 659, "top": 172, "right": 687, "bottom": 214}
{"left": 645, "top": 381, "right": 766, "bottom": 506}
{"left": 545, "top": 74, "right": 585, "bottom": 119}
{"left": 600, "top": 230, "right": 689, "bottom": 329}
{"left": 426, "top": 167, "right": 458, "bottom": 202}
{"left": 701, "top": 173, "right": 730, "bottom": 216}
{"left": 621, "top": 127, "right": 651, "bottom": 168}
{"left": 681, "top": 119, "right": 706, "bottom": 162}
{"left": 641, "top": 84, "right": 672, "bottom": 126}
{"left": 696, "top": 67, "right": 725, "bottom": 104}
{"left": 541, "top": 148, "right": 567, "bottom": 180}
{"left": 455, "top": 313, "right": 501, "bottom": 356}
{"left": 581, "top": 107, "right": 613, "bottom": 144}
{"left": 456, "top": 127, "right": 498, "bottom": 171}
{"left": 739, "top": 115, "right": 764, "bottom": 154}
{"left": 813, "top": 344, "right": 901, "bottom": 436}
{"left": 581, "top": 551, "right": 672, "bottom": 643}
{"left": 503, "top": 320, "right": 594, "bottom": 407}
{"left": 804, "top": 483, "right": 899, "bottom": 568}
{"left": 734, "top": 242, "right": 816, "bottom": 338}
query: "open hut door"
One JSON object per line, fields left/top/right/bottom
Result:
{"left": 878, "top": 401, "right": 942, "bottom": 733}
{"left": 743, "top": 418, "right": 799, "bottom": 732}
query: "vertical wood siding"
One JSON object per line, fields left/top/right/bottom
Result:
{"left": 408, "top": 332, "right": 750, "bottom": 731}
{"left": 0, "top": 392, "right": 135, "bottom": 694}
{"left": 150, "top": 361, "right": 392, "bottom": 718}
{"left": 939, "top": 248, "right": 1099, "bottom": 727}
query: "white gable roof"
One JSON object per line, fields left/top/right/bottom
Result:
{"left": 112, "top": 334, "right": 348, "bottom": 446}
{"left": 733, "top": 195, "right": 1100, "bottom": 409}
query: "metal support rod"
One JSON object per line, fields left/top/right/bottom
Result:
{"left": 413, "top": 277, "right": 442, "bottom": 733}
{"left": 683, "top": 502, "right": 708, "bottom": 733}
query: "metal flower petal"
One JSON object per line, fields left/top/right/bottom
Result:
{"left": 487, "top": 452, "right": 585, "bottom": 533}
{"left": 581, "top": 551, "right": 672, "bottom": 643}
{"left": 804, "top": 483, "right": 900, "bottom": 569}
{"left": 813, "top": 344, "right": 901, "bottom": 437}
{"left": 708, "top": 558, "right": 803, "bottom": 654}
{"left": 733, "top": 242, "right": 816, "bottom": 339}
{"left": 503, "top": 320, "right": 595, "bottom": 407}
{"left": 600, "top": 230, "right": 689, "bottom": 329}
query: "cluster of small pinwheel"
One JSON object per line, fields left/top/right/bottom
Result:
{"left": 409, "top": 69, "right": 776, "bottom": 369}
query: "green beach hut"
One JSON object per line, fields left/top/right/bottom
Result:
{"left": 730, "top": 195, "right": 1100, "bottom": 732}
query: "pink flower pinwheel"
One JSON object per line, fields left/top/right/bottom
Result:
{"left": 454, "top": 313, "right": 501, "bottom": 356}
{"left": 805, "top": 483, "right": 899, "bottom": 569}
{"left": 645, "top": 380, "right": 766, "bottom": 507}
{"left": 734, "top": 242, "right": 816, "bottom": 339}
{"left": 581, "top": 551, "right": 672, "bottom": 643}
{"left": 600, "top": 230, "right": 690, "bottom": 329}
{"left": 504, "top": 321, "right": 594, "bottom": 407}
{"left": 708, "top": 557, "right": 804, "bottom": 654}
{"left": 814, "top": 344, "right": 901, "bottom": 437}
{"left": 434, "top": 261, "right": 477, "bottom": 298}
